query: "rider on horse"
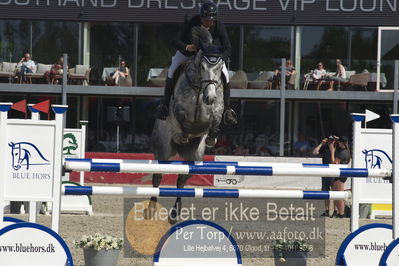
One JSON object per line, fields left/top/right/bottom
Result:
{"left": 154, "top": 1, "right": 237, "bottom": 126}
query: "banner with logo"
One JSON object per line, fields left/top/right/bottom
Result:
{"left": 5, "top": 121, "right": 56, "bottom": 201}
{"left": 356, "top": 129, "right": 392, "bottom": 203}
{"left": 0, "top": 222, "right": 73, "bottom": 266}
{"left": 336, "top": 223, "right": 393, "bottom": 266}
{"left": 63, "top": 129, "right": 83, "bottom": 160}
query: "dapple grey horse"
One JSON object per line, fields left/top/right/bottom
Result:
{"left": 150, "top": 27, "right": 225, "bottom": 223}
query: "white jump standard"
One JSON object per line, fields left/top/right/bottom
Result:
{"left": 64, "top": 160, "right": 391, "bottom": 178}
{"left": 62, "top": 186, "right": 351, "bottom": 200}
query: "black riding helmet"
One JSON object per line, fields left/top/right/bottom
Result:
{"left": 200, "top": 1, "right": 218, "bottom": 20}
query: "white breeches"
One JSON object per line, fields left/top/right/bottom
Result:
{"left": 168, "top": 51, "right": 229, "bottom": 83}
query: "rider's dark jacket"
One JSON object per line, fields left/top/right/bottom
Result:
{"left": 174, "top": 15, "right": 232, "bottom": 61}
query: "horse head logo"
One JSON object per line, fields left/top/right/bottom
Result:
{"left": 362, "top": 149, "right": 392, "bottom": 169}
{"left": 8, "top": 142, "right": 50, "bottom": 171}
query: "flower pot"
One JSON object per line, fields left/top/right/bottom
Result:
{"left": 83, "top": 248, "right": 120, "bottom": 266}
{"left": 273, "top": 250, "right": 308, "bottom": 266}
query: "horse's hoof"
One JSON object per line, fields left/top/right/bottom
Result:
{"left": 172, "top": 134, "right": 180, "bottom": 144}
{"left": 223, "top": 109, "right": 238, "bottom": 126}
{"left": 172, "top": 134, "right": 189, "bottom": 145}
{"left": 205, "top": 136, "right": 216, "bottom": 147}
{"left": 181, "top": 136, "right": 189, "bottom": 144}
{"left": 168, "top": 208, "right": 179, "bottom": 225}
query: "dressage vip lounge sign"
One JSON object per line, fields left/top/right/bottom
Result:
{"left": 5, "top": 121, "right": 55, "bottom": 201}
{"left": 1, "top": 1, "right": 399, "bottom": 26}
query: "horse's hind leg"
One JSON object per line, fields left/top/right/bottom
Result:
{"left": 151, "top": 173, "right": 162, "bottom": 202}
{"left": 144, "top": 173, "right": 163, "bottom": 219}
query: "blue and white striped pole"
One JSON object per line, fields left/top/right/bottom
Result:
{"left": 62, "top": 186, "right": 351, "bottom": 200}
{"left": 65, "top": 158, "right": 348, "bottom": 168}
{"left": 64, "top": 160, "right": 391, "bottom": 178}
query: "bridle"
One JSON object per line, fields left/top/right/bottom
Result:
{"left": 184, "top": 52, "right": 223, "bottom": 121}
{"left": 185, "top": 52, "right": 222, "bottom": 91}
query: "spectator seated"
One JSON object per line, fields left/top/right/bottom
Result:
{"left": 103, "top": 68, "right": 132, "bottom": 87}
{"left": 287, "top": 72, "right": 297, "bottom": 90}
{"left": 332, "top": 70, "right": 356, "bottom": 90}
{"left": 16, "top": 63, "right": 37, "bottom": 84}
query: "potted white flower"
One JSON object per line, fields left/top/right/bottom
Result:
{"left": 272, "top": 240, "right": 312, "bottom": 266}
{"left": 74, "top": 233, "right": 123, "bottom": 266}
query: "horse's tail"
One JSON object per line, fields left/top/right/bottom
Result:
{"left": 17, "top": 142, "right": 50, "bottom": 162}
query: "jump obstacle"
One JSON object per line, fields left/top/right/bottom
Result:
{"left": 62, "top": 186, "right": 351, "bottom": 200}
{"left": 1, "top": 102, "right": 399, "bottom": 265}
{"left": 62, "top": 114, "right": 399, "bottom": 239}
{"left": 65, "top": 158, "right": 349, "bottom": 167}
{"left": 64, "top": 159, "right": 391, "bottom": 178}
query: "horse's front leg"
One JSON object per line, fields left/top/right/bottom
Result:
{"left": 205, "top": 116, "right": 220, "bottom": 147}
{"left": 173, "top": 105, "right": 190, "bottom": 145}
{"left": 151, "top": 173, "right": 162, "bottom": 202}
{"left": 169, "top": 174, "right": 190, "bottom": 224}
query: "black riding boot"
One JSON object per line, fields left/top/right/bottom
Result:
{"left": 154, "top": 77, "right": 173, "bottom": 120}
{"left": 223, "top": 82, "right": 238, "bottom": 125}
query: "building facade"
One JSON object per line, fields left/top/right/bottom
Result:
{"left": 0, "top": 0, "right": 398, "bottom": 156}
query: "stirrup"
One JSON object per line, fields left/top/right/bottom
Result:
{"left": 223, "top": 108, "right": 238, "bottom": 126}
{"left": 154, "top": 103, "right": 168, "bottom": 120}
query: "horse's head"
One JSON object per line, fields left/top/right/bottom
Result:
{"left": 8, "top": 142, "right": 21, "bottom": 170}
{"left": 363, "top": 149, "right": 383, "bottom": 169}
{"left": 196, "top": 46, "right": 223, "bottom": 105}
{"left": 190, "top": 26, "right": 223, "bottom": 105}
{"left": 363, "top": 149, "right": 391, "bottom": 169}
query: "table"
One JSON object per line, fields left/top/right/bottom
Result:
{"left": 147, "top": 68, "right": 164, "bottom": 81}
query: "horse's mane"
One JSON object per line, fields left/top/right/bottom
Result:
{"left": 191, "top": 26, "right": 213, "bottom": 51}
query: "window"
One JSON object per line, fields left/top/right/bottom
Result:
{"left": 300, "top": 27, "right": 349, "bottom": 75}
{"left": 32, "top": 21, "right": 79, "bottom": 66}
{"left": 225, "top": 24, "right": 240, "bottom": 71}
{"left": 243, "top": 26, "right": 291, "bottom": 75}
{"left": 137, "top": 23, "right": 179, "bottom": 86}
{"left": 90, "top": 23, "right": 135, "bottom": 85}
{"left": 0, "top": 20, "right": 30, "bottom": 62}
{"left": 350, "top": 27, "right": 377, "bottom": 73}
